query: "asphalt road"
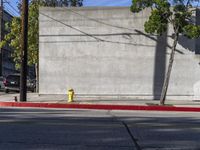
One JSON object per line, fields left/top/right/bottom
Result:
{"left": 0, "top": 108, "right": 200, "bottom": 150}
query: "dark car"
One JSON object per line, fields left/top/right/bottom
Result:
{"left": 3, "top": 74, "right": 35, "bottom": 93}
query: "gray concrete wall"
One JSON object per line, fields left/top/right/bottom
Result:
{"left": 39, "top": 7, "right": 200, "bottom": 100}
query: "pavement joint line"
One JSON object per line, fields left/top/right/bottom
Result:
{"left": 0, "top": 101, "right": 200, "bottom": 112}
{"left": 122, "top": 121, "right": 142, "bottom": 150}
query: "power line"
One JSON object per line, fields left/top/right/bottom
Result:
{"left": 39, "top": 40, "right": 155, "bottom": 47}
{"left": 40, "top": 12, "right": 104, "bottom": 42}
{"left": 1, "top": 2, "right": 16, "bottom": 17}
{"left": 39, "top": 12, "right": 185, "bottom": 54}
{"left": 4, "top": 5, "right": 17, "bottom": 16}
{"left": 65, "top": 8, "right": 135, "bottom": 31}
{"left": 40, "top": 32, "right": 139, "bottom": 37}
{"left": 4, "top": 0, "right": 20, "bottom": 16}
{"left": 40, "top": 12, "right": 141, "bottom": 46}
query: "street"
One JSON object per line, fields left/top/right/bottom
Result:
{"left": 0, "top": 108, "right": 200, "bottom": 150}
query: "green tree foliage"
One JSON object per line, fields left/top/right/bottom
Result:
{"left": 0, "top": 1, "right": 38, "bottom": 69}
{"left": 131, "top": 0, "right": 200, "bottom": 38}
{"left": 0, "top": 0, "right": 83, "bottom": 92}
{"left": 130, "top": 0, "right": 200, "bottom": 105}
{"left": 0, "top": 18, "right": 21, "bottom": 68}
{"left": 0, "top": 0, "right": 83, "bottom": 70}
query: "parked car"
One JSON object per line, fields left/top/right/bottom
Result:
{"left": 3, "top": 74, "right": 35, "bottom": 93}
{"left": 0, "top": 76, "right": 5, "bottom": 90}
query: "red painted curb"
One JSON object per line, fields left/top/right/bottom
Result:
{"left": 0, "top": 101, "right": 200, "bottom": 112}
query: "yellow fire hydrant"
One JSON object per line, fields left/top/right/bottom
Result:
{"left": 68, "top": 89, "right": 74, "bottom": 103}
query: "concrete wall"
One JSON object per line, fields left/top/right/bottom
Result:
{"left": 39, "top": 7, "right": 200, "bottom": 100}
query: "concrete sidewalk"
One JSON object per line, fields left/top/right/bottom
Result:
{"left": 0, "top": 93, "right": 200, "bottom": 112}
{"left": 0, "top": 93, "right": 200, "bottom": 106}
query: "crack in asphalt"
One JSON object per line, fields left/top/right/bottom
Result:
{"left": 122, "top": 121, "right": 142, "bottom": 150}
{"left": 107, "top": 110, "right": 142, "bottom": 150}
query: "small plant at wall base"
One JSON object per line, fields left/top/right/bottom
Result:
{"left": 130, "top": 0, "right": 200, "bottom": 105}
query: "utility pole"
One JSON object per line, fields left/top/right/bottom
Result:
{"left": 0, "top": 0, "right": 3, "bottom": 76}
{"left": 20, "top": 0, "right": 28, "bottom": 102}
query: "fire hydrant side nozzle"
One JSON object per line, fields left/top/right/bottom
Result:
{"left": 68, "top": 88, "right": 74, "bottom": 103}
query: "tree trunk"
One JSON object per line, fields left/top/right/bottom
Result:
{"left": 160, "top": 31, "right": 179, "bottom": 105}
{"left": 35, "top": 63, "right": 39, "bottom": 93}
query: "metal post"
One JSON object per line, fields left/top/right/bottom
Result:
{"left": 20, "top": 0, "right": 28, "bottom": 102}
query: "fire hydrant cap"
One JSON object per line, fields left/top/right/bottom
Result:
{"left": 68, "top": 89, "right": 74, "bottom": 92}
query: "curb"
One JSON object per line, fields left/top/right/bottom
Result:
{"left": 0, "top": 102, "right": 200, "bottom": 112}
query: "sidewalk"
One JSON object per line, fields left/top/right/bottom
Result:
{"left": 0, "top": 93, "right": 200, "bottom": 112}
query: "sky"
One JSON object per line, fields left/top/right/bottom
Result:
{"left": 3, "top": 0, "right": 199, "bottom": 17}
{"left": 2, "top": 0, "right": 132, "bottom": 16}
{"left": 84, "top": 0, "right": 131, "bottom": 6}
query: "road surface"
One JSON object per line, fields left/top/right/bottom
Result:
{"left": 0, "top": 108, "right": 199, "bottom": 150}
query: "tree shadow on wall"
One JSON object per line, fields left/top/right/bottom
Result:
{"left": 134, "top": 29, "right": 198, "bottom": 100}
